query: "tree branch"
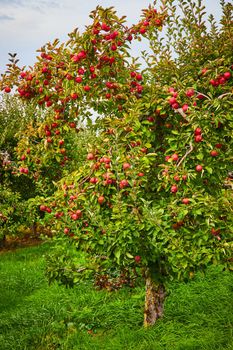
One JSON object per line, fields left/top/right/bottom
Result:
{"left": 218, "top": 92, "right": 233, "bottom": 99}
{"left": 176, "top": 142, "right": 193, "bottom": 168}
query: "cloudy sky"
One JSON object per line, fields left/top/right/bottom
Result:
{"left": 0, "top": 0, "right": 226, "bottom": 74}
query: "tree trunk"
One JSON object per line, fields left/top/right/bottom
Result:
{"left": 0, "top": 234, "right": 6, "bottom": 248}
{"left": 31, "top": 222, "right": 37, "bottom": 237}
{"left": 144, "top": 270, "right": 166, "bottom": 327}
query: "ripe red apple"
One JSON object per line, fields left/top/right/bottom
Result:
{"left": 182, "top": 198, "right": 190, "bottom": 204}
{"left": 78, "top": 68, "right": 85, "bottom": 75}
{"left": 136, "top": 74, "right": 142, "bottom": 81}
{"left": 45, "top": 130, "right": 51, "bottom": 136}
{"left": 186, "top": 88, "right": 195, "bottom": 97}
{"left": 138, "top": 172, "right": 144, "bottom": 177}
{"left": 69, "top": 122, "right": 76, "bottom": 128}
{"left": 173, "top": 175, "right": 180, "bottom": 182}
{"left": 155, "top": 18, "right": 162, "bottom": 26}
{"left": 196, "top": 165, "right": 203, "bottom": 172}
{"left": 90, "top": 177, "right": 98, "bottom": 184}
{"left": 172, "top": 153, "right": 179, "bottom": 161}
{"left": 71, "top": 93, "right": 78, "bottom": 100}
{"left": 101, "top": 23, "right": 110, "bottom": 31}
{"left": 195, "top": 135, "right": 202, "bottom": 142}
{"left": 64, "top": 228, "right": 70, "bottom": 234}
{"left": 168, "top": 96, "right": 177, "bottom": 105}
{"left": 123, "top": 163, "right": 131, "bottom": 170}
{"left": 223, "top": 71, "right": 231, "bottom": 79}
{"left": 194, "top": 127, "right": 202, "bottom": 135}
{"left": 130, "top": 71, "right": 136, "bottom": 78}
{"left": 84, "top": 85, "right": 91, "bottom": 92}
{"left": 98, "top": 196, "right": 105, "bottom": 205}
{"left": 119, "top": 179, "right": 129, "bottom": 189}
{"left": 76, "top": 209, "right": 82, "bottom": 218}
{"left": 182, "top": 104, "right": 189, "bottom": 112}
{"left": 171, "top": 185, "right": 178, "bottom": 193}
{"left": 40, "top": 205, "right": 46, "bottom": 211}
{"left": 4, "top": 86, "right": 11, "bottom": 93}
{"left": 111, "top": 43, "right": 117, "bottom": 51}
{"left": 75, "top": 76, "right": 82, "bottom": 83}
{"left": 134, "top": 255, "right": 141, "bottom": 263}
{"left": 20, "top": 71, "right": 27, "bottom": 78}
{"left": 219, "top": 77, "right": 226, "bottom": 85}
{"left": 71, "top": 213, "right": 79, "bottom": 220}
{"left": 103, "top": 157, "right": 111, "bottom": 164}
{"left": 87, "top": 153, "right": 95, "bottom": 160}
{"left": 168, "top": 87, "right": 175, "bottom": 93}
{"left": 42, "top": 66, "right": 48, "bottom": 73}
{"left": 139, "top": 27, "right": 146, "bottom": 34}
{"left": 210, "top": 150, "right": 218, "bottom": 157}
{"left": 147, "top": 116, "right": 155, "bottom": 122}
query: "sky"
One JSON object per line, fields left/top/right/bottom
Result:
{"left": 0, "top": 0, "right": 227, "bottom": 74}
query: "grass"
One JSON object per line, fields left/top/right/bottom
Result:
{"left": 0, "top": 243, "right": 232, "bottom": 350}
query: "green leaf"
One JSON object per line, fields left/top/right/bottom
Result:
{"left": 206, "top": 166, "right": 213, "bottom": 174}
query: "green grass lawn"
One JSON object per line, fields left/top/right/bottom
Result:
{"left": 0, "top": 242, "right": 232, "bottom": 350}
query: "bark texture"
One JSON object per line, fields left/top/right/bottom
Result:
{"left": 144, "top": 273, "right": 166, "bottom": 327}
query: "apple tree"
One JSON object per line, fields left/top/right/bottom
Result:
{"left": 0, "top": 0, "right": 232, "bottom": 326}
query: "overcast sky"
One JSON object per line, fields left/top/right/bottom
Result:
{"left": 0, "top": 0, "right": 227, "bottom": 74}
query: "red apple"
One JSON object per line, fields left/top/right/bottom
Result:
{"left": 4, "top": 86, "right": 11, "bottom": 93}
{"left": 182, "top": 198, "right": 190, "bottom": 204}
{"left": 195, "top": 135, "right": 202, "bottom": 142}
{"left": 171, "top": 185, "right": 178, "bottom": 193}
{"left": 196, "top": 165, "right": 203, "bottom": 172}
{"left": 136, "top": 74, "right": 142, "bottom": 81}
{"left": 173, "top": 175, "right": 180, "bottom": 182}
{"left": 194, "top": 127, "right": 202, "bottom": 135}
{"left": 123, "top": 163, "right": 131, "bottom": 170}
{"left": 186, "top": 88, "right": 195, "bottom": 97}
{"left": 172, "top": 153, "right": 179, "bottom": 161}
{"left": 210, "top": 150, "right": 218, "bottom": 157}
{"left": 40, "top": 205, "right": 46, "bottom": 211}
{"left": 87, "top": 153, "right": 95, "bottom": 160}
{"left": 98, "top": 196, "right": 105, "bottom": 205}
{"left": 75, "top": 76, "right": 82, "bottom": 83}
{"left": 223, "top": 71, "right": 231, "bottom": 79}
{"left": 119, "top": 179, "right": 129, "bottom": 189}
